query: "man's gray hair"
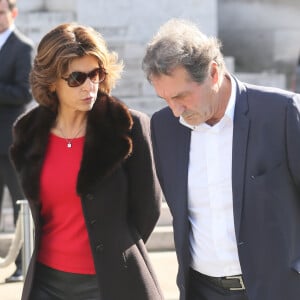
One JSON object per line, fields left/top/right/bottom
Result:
{"left": 142, "top": 18, "right": 226, "bottom": 83}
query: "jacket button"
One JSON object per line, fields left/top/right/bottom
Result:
{"left": 96, "top": 243, "right": 104, "bottom": 252}
{"left": 90, "top": 219, "right": 96, "bottom": 225}
{"left": 86, "top": 194, "right": 94, "bottom": 201}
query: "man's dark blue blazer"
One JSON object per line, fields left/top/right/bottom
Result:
{"left": 151, "top": 76, "right": 300, "bottom": 300}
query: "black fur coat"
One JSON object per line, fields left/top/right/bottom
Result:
{"left": 10, "top": 93, "right": 163, "bottom": 300}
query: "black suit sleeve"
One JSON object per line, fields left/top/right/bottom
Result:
{"left": 286, "top": 93, "right": 300, "bottom": 188}
{"left": 125, "top": 110, "right": 162, "bottom": 242}
{"left": 0, "top": 41, "right": 34, "bottom": 106}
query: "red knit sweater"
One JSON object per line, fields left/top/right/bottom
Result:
{"left": 37, "top": 133, "right": 96, "bottom": 274}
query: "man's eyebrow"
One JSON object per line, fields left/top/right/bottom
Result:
{"left": 156, "top": 91, "right": 188, "bottom": 100}
{"left": 171, "top": 91, "right": 188, "bottom": 99}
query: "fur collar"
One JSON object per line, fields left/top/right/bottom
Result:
{"left": 10, "top": 93, "right": 133, "bottom": 201}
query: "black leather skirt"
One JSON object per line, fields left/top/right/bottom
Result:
{"left": 29, "top": 262, "right": 100, "bottom": 300}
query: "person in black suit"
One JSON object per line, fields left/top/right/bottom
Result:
{"left": 142, "top": 18, "right": 300, "bottom": 300}
{"left": 0, "top": 0, "right": 34, "bottom": 282}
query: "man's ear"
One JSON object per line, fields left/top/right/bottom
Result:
{"left": 210, "top": 61, "right": 219, "bottom": 84}
{"left": 11, "top": 7, "right": 18, "bottom": 19}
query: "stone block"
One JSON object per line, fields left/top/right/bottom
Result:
{"left": 219, "top": 1, "right": 300, "bottom": 75}
{"left": 0, "top": 208, "right": 14, "bottom": 233}
{"left": 0, "top": 189, "right": 14, "bottom": 233}
{"left": 16, "top": 12, "right": 75, "bottom": 45}
{"left": 141, "top": 79, "right": 156, "bottom": 97}
{"left": 274, "top": 30, "right": 300, "bottom": 62}
{"left": 120, "top": 96, "right": 166, "bottom": 116}
{"left": 18, "top": 0, "right": 44, "bottom": 12}
{"left": 146, "top": 226, "right": 175, "bottom": 251}
{"left": 225, "top": 56, "right": 235, "bottom": 73}
{"left": 77, "top": 0, "right": 217, "bottom": 42}
{"left": 0, "top": 233, "right": 14, "bottom": 257}
{"left": 157, "top": 202, "right": 173, "bottom": 227}
{"left": 45, "top": 0, "right": 76, "bottom": 11}
{"left": 236, "top": 72, "right": 287, "bottom": 89}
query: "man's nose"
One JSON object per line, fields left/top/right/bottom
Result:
{"left": 169, "top": 100, "right": 184, "bottom": 117}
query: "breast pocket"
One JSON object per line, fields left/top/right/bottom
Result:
{"left": 250, "top": 162, "right": 283, "bottom": 183}
{"left": 246, "top": 162, "right": 290, "bottom": 219}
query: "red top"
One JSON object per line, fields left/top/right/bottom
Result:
{"left": 37, "top": 133, "right": 96, "bottom": 274}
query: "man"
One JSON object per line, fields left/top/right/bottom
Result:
{"left": 0, "top": 0, "right": 34, "bottom": 282}
{"left": 142, "top": 19, "right": 300, "bottom": 300}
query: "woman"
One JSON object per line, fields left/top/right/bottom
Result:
{"left": 10, "top": 23, "right": 163, "bottom": 300}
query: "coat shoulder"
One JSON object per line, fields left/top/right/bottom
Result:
{"left": 12, "top": 28, "right": 34, "bottom": 49}
{"left": 13, "top": 105, "right": 54, "bottom": 141}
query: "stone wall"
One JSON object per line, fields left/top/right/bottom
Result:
{"left": 15, "top": 0, "right": 292, "bottom": 114}
{"left": 15, "top": 0, "right": 217, "bottom": 114}
{"left": 218, "top": 0, "right": 300, "bottom": 89}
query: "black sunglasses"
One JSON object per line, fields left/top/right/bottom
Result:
{"left": 61, "top": 67, "right": 106, "bottom": 87}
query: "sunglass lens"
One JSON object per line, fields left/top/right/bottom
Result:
{"left": 69, "top": 72, "right": 87, "bottom": 87}
{"left": 64, "top": 68, "right": 106, "bottom": 87}
{"left": 99, "top": 69, "right": 106, "bottom": 82}
{"left": 89, "top": 69, "right": 100, "bottom": 83}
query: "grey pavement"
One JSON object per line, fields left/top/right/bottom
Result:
{"left": 0, "top": 251, "right": 179, "bottom": 300}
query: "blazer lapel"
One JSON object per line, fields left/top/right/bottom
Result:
{"left": 176, "top": 124, "right": 191, "bottom": 212}
{"left": 0, "top": 31, "right": 14, "bottom": 64}
{"left": 232, "top": 77, "right": 250, "bottom": 240}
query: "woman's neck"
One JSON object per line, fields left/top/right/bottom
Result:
{"left": 53, "top": 111, "right": 87, "bottom": 138}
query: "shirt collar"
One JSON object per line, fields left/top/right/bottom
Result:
{"left": 0, "top": 24, "right": 14, "bottom": 50}
{"left": 224, "top": 73, "right": 236, "bottom": 121}
{"left": 179, "top": 74, "right": 236, "bottom": 130}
